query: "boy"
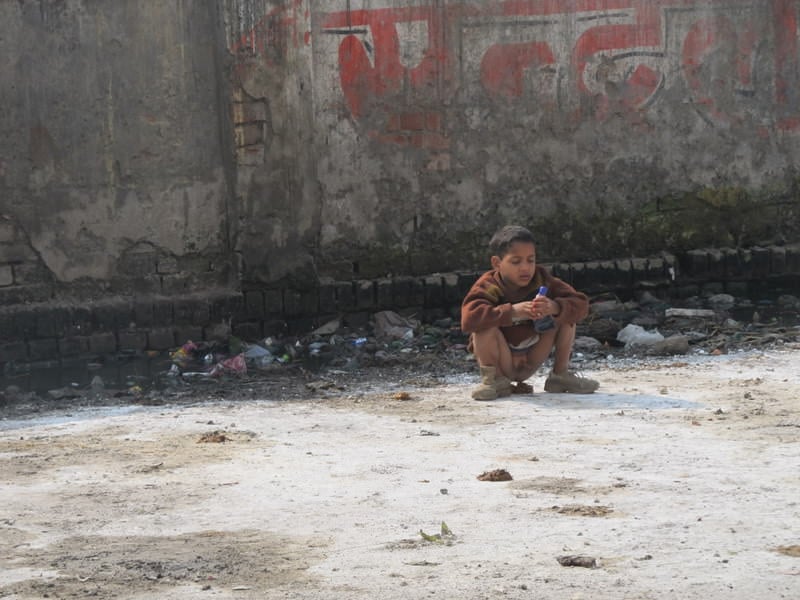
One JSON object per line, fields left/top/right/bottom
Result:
{"left": 461, "top": 225, "right": 599, "bottom": 400}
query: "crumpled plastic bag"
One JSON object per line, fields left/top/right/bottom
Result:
{"left": 210, "top": 353, "right": 247, "bottom": 377}
{"left": 374, "top": 310, "right": 419, "bottom": 340}
{"left": 616, "top": 324, "right": 664, "bottom": 347}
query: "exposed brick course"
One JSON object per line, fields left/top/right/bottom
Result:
{"left": 0, "top": 249, "right": 797, "bottom": 369}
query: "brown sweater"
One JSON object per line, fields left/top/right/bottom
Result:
{"left": 460, "top": 266, "right": 589, "bottom": 347}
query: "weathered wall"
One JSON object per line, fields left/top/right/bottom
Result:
{"left": 229, "top": 0, "right": 800, "bottom": 285}
{"left": 0, "top": 0, "right": 234, "bottom": 305}
{"left": 1, "top": 0, "right": 799, "bottom": 336}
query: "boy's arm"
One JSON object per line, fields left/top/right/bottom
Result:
{"left": 548, "top": 277, "right": 590, "bottom": 324}
{"left": 460, "top": 280, "right": 514, "bottom": 333}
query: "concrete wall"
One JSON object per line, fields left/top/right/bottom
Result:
{"left": 297, "top": 0, "right": 800, "bottom": 279}
{"left": 1, "top": 0, "right": 799, "bottom": 316}
{"left": 224, "top": 0, "right": 800, "bottom": 285}
{"left": 0, "top": 0, "right": 234, "bottom": 305}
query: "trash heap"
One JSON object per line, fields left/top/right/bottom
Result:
{"left": 162, "top": 292, "right": 800, "bottom": 381}
{"left": 2, "top": 292, "right": 798, "bottom": 412}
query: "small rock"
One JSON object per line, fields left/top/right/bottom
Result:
{"left": 556, "top": 555, "right": 598, "bottom": 568}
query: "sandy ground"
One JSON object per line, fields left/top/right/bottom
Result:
{"left": 1, "top": 348, "right": 799, "bottom": 600}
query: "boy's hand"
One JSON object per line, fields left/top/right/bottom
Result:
{"left": 511, "top": 301, "right": 534, "bottom": 321}
{"left": 530, "top": 296, "right": 558, "bottom": 319}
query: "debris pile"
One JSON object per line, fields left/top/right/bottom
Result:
{"left": 1, "top": 292, "right": 798, "bottom": 412}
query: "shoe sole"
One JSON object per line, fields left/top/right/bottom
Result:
{"left": 544, "top": 382, "right": 598, "bottom": 394}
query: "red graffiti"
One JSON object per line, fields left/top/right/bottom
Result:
{"left": 313, "top": 1, "right": 800, "bottom": 146}
{"left": 230, "top": 0, "right": 308, "bottom": 86}
{"left": 480, "top": 42, "right": 556, "bottom": 101}
{"left": 322, "top": 6, "right": 452, "bottom": 149}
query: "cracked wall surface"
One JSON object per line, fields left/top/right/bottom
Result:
{"left": 0, "top": 0, "right": 233, "bottom": 303}
{"left": 1, "top": 0, "right": 799, "bottom": 311}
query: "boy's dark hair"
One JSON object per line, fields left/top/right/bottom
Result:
{"left": 489, "top": 225, "right": 536, "bottom": 257}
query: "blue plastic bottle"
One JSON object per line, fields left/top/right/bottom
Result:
{"left": 534, "top": 286, "right": 555, "bottom": 332}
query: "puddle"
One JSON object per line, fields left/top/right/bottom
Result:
{"left": 1, "top": 354, "right": 172, "bottom": 395}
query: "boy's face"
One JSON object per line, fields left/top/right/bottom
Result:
{"left": 491, "top": 241, "right": 536, "bottom": 289}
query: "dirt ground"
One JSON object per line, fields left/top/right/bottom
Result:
{"left": 1, "top": 347, "right": 799, "bottom": 599}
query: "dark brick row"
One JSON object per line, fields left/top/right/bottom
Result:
{"left": 0, "top": 292, "right": 243, "bottom": 365}
{"left": 2, "top": 246, "right": 798, "bottom": 367}
{"left": 680, "top": 244, "right": 800, "bottom": 281}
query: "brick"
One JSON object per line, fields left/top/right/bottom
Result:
{"left": 424, "top": 276, "right": 443, "bottom": 307}
{"left": 157, "top": 256, "right": 180, "bottom": 274}
{"left": 264, "top": 289, "right": 283, "bottom": 315}
{"left": 134, "top": 300, "right": 155, "bottom": 327}
{"left": 707, "top": 249, "right": 725, "bottom": 280}
{"left": 344, "top": 311, "right": 370, "bottom": 328}
{"left": 376, "top": 278, "right": 393, "bottom": 308}
{"left": 147, "top": 327, "right": 177, "bottom": 351}
{"left": 174, "top": 326, "right": 204, "bottom": 345}
{"left": 174, "top": 298, "right": 210, "bottom": 325}
{"left": 783, "top": 243, "right": 800, "bottom": 272}
{"left": 685, "top": 249, "right": 710, "bottom": 279}
{"left": 355, "top": 280, "right": 375, "bottom": 309}
{"left": 13, "top": 261, "right": 50, "bottom": 284}
{"left": 335, "top": 282, "right": 355, "bottom": 311}
{"left": 285, "top": 289, "right": 318, "bottom": 316}
{"left": 209, "top": 293, "right": 244, "bottom": 321}
{"left": 569, "top": 262, "right": 589, "bottom": 292}
{"left": 36, "top": 306, "right": 70, "bottom": 338}
{"left": 550, "top": 263, "right": 572, "bottom": 283}
{"left": 236, "top": 145, "right": 265, "bottom": 166}
{"left": 263, "top": 319, "right": 288, "bottom": 338}
{"left": 120, "top": 251, "right": 157, "bottom": 277}
{"left": 152, "top": 298, "right": 173, "bottom": 326}
{"left": 770, "top": 245, "right": 787, "bottom": 275}
{"left": 119, "top": 275, "right": 162, "bottom": 295}
{"left": 319, "top": 282, "right": 336, "bottom": 313}
{"left": 391, "top": 277, "right": 413, "bottom": 308}
{"left": 93, "top": 300, "right": 133, "bottom": 331}
{"left": 0, "top": 341, "right": 28, "bottom": 363}
{"left": 118, "top": 330, "right": 147, "bottom": 352}
{"left": 58, "top": 336, "right": 89, "bottom": 357}
{"left": 722, "top": 248, "right": 744, "bottom": 280}
{"left": 409, "top": 277, "right": 426, "bottom": 307}
{"left": 28, "top": 338, "right": 58, "bottom": 361}
{"left": 192, "top": 301, "right": 211, "bottom": 325}
{"left": 580, "top": 261, "right": 621, "bottom": 293}
{"left": 232, "top": 321, "right": 262, "bottom": 341}
{"left": 64, "top": 306, "right": 93, "bottom": 337}
{"left": 442, "top": 273, "right": 460, "bottom": 304}
{"left": 161, "top": 274, "right": 193, "bottom": 294}
{"left": 0, "top": 283, "right": 52, "bottom": 304}
{"left": 0, "top": 221, "right": 15, "bottom": 243}
{"left": 0, "top": 242, "right": 36, "bottom": 262}
{"left": 287, "top": 317, "right": 316, "bottom": 335}
{"left": 613, "top": 259, "right": 633, "bottom": 289}
{"left": 235, "top": 122, "right": 264, "bottom": 147}
{"left": 232, "top": 100, "right": 267, "bottom": 124}
{"left": 701, "top": 282, "right": 724, "bottom": 295}
{"left": 457, "top": 272, "right": 479, "bottom": 297}
{"left": 89, "top": 332, "right": 118, "bottom": 354}
{"left": 244, "top": 290, "right": 265, "bottom": 318}
{"left": 751, "top": 246, "right": 771, "bottom": 278}
{"left": 0, "top": 311, "right": 24, "bottom": 338}
{"left": 0, "top": 265, "right": 12, "bottom": 286}
{"left": 174, "top": 298, "right": 196, "bottom": 324}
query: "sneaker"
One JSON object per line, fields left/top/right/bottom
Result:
{"left": 544, "top": 370, "right": 599, "bottom": 394}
